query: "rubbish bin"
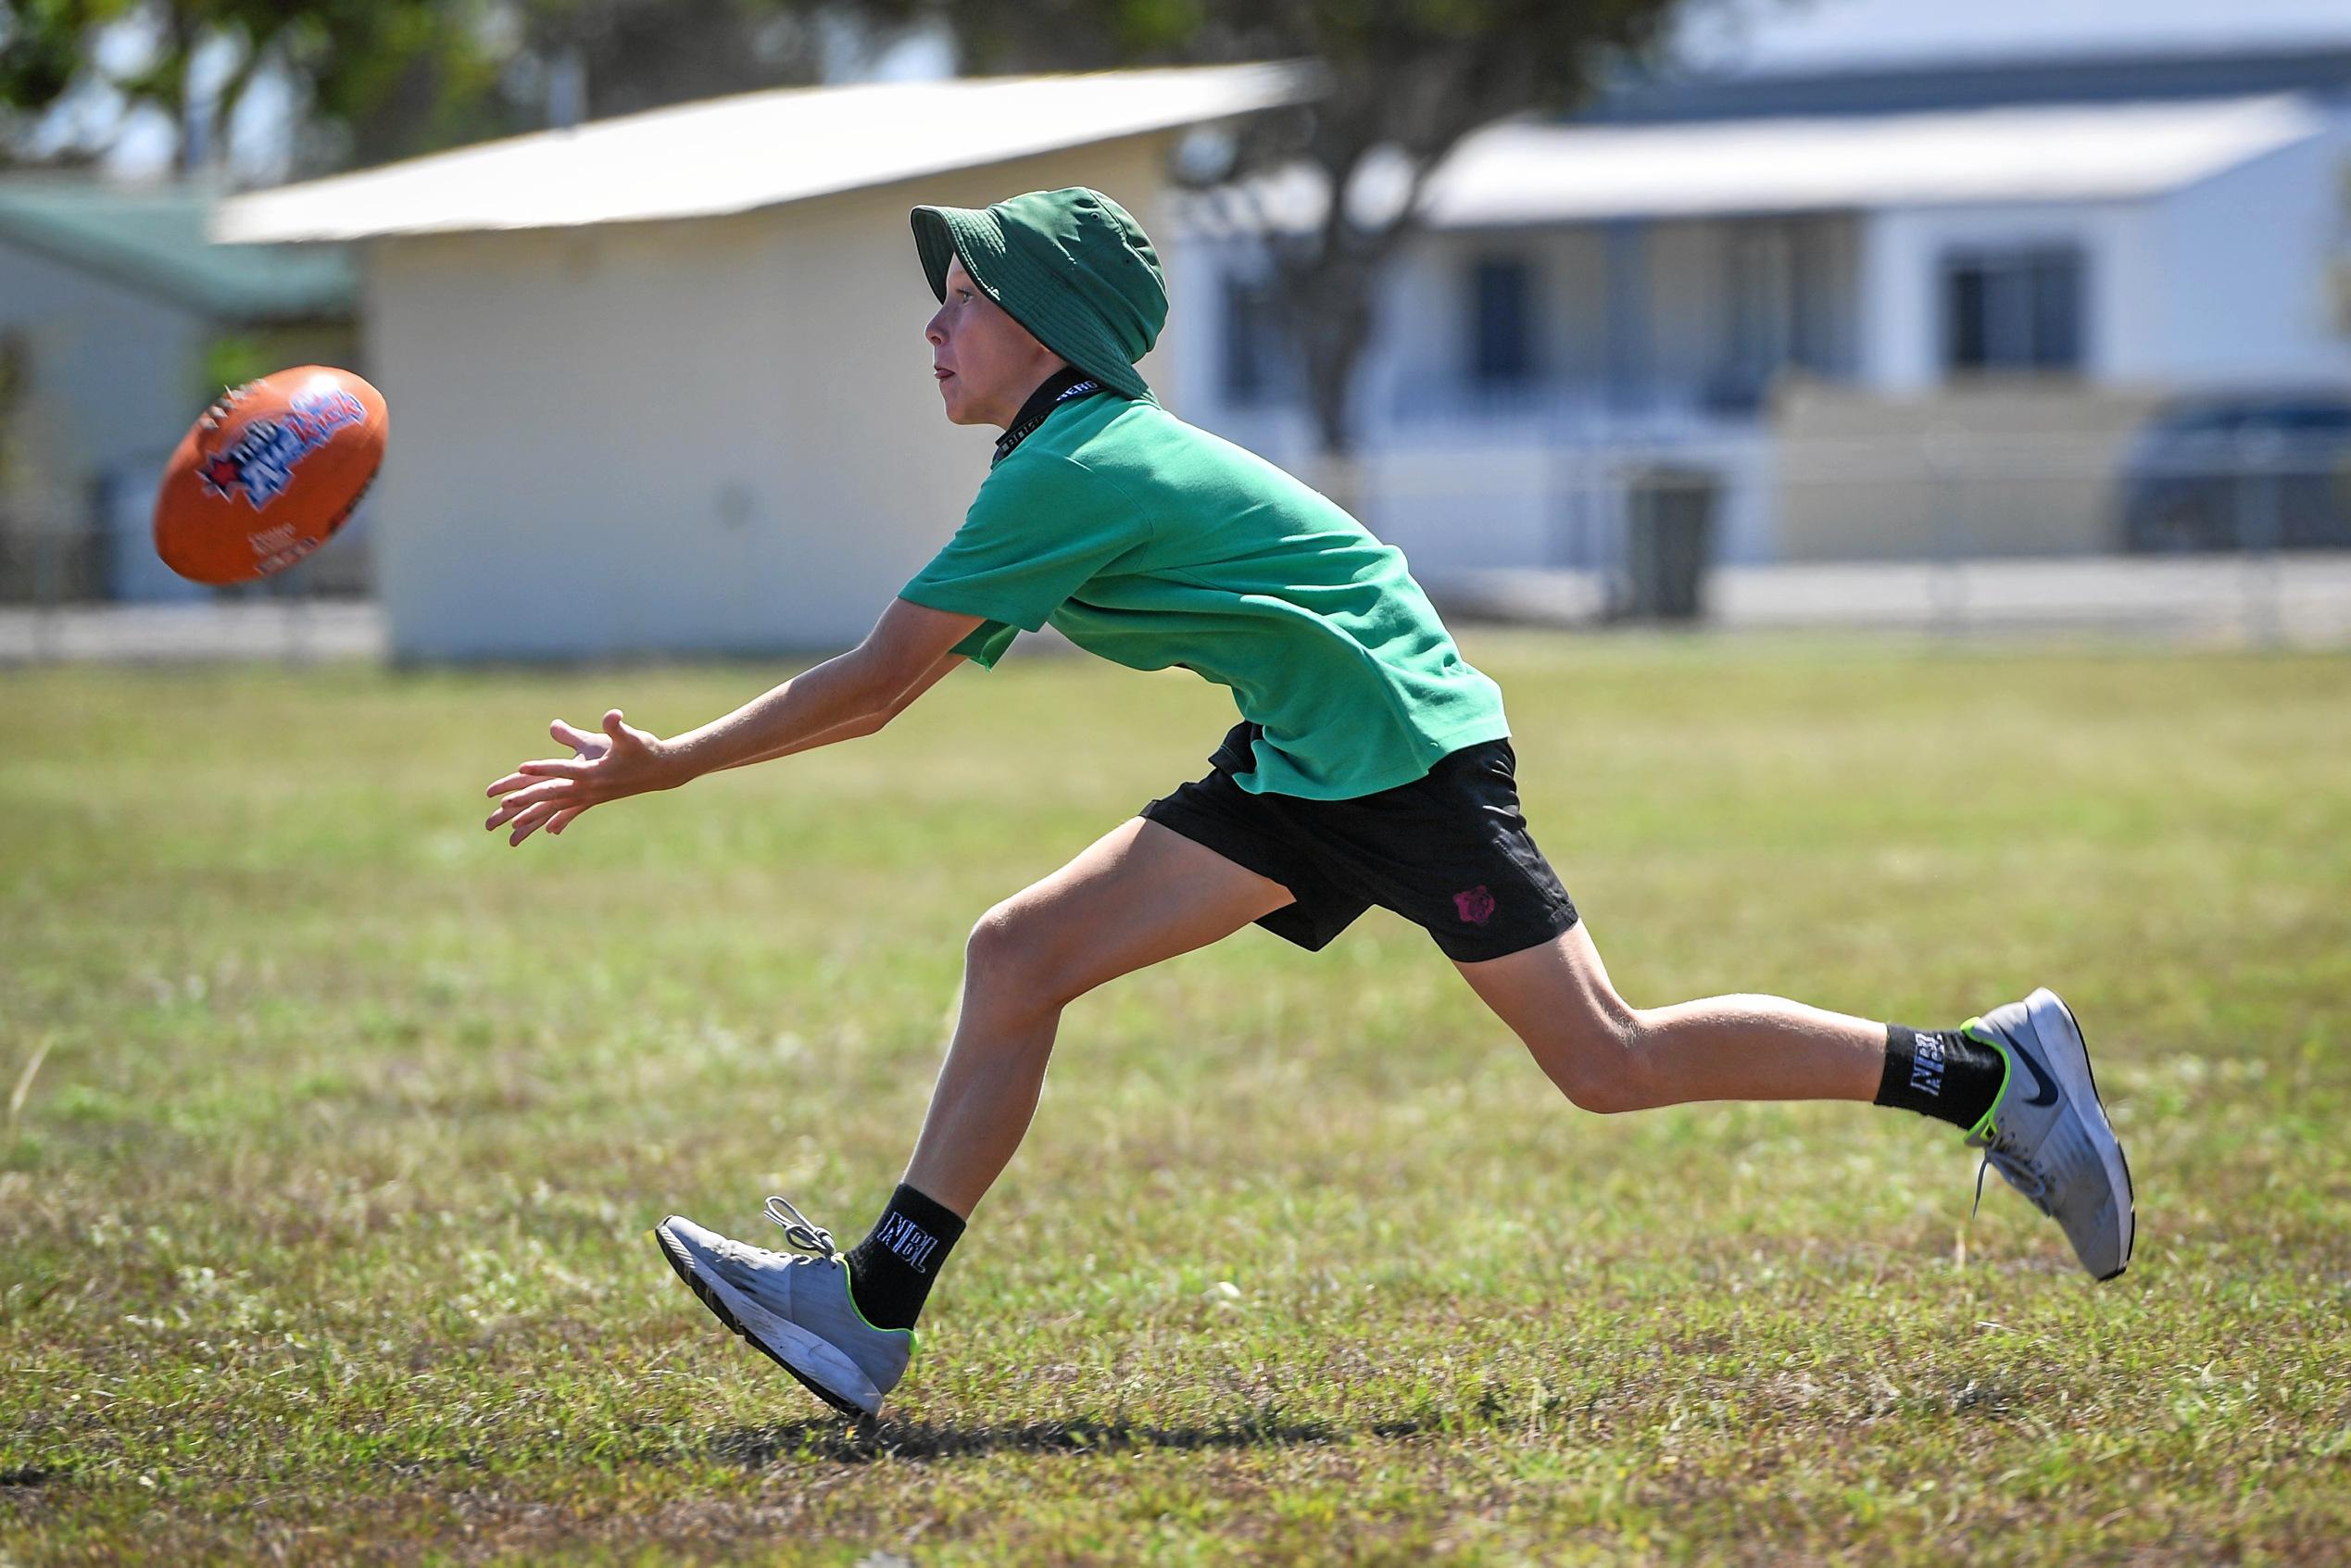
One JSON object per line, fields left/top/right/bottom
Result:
{"left": 1620, "top": 466, "right": 1718, "bottom": 621}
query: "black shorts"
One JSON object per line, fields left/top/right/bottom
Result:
{"left": 1139, "top": 721, "right": 1579, "bottom": 963}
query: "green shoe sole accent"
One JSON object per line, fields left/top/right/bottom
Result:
{"left": 839, "top": 1256, "right": 922, "bottom": 1349}
{"left": 1960, "top": 1016, "right": 2012, "bottom": 1142}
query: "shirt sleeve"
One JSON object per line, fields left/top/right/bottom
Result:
{"left": 899, "top": 453, "right": 1148, "bottom": 635}
{"left": 949, "top": 619, "right": 1021, "bottom": 669}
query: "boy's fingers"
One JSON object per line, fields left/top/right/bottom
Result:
{"left": 548, "top": 805, "right": 586, "bottom": 834}
{"left": 485, "top": 781, "right": 572, "bottom": 829}
{"left": 508, "top": 800, "right": 560, "bottom": 845}
{"left": 509, "top": 780, "right": 569, "bottom": 811}
{"left": 516, "top": 758, "right": 589, "bottom": 779}
{"left": 485, "top": 771, "right": 534, "bottom": 797}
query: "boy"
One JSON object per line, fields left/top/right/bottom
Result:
{"left": 484, "top": 187, "right": 2133, "bottom": 1420}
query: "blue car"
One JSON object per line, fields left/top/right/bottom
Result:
{"left": 2118, "top": 393, "right": 2351, "bottom": 552}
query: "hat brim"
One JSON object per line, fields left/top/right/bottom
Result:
{"left": 911, "top": 204, "right": 1002, "bottom": 305}
{"left": 910, "top": 203, "right": 1152, "bottom": 403}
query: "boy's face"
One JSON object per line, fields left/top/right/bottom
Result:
{"left": 927, "top": 256, "right": 1065, "bottom": 429}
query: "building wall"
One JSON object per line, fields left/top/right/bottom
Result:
{"left": 1164, "top": 214, "right": 1853, "bottom": 574}
{"left": 2153, "top": 116, "right": 2351, "bottom": 387}
{"left": 365, "top": 135, "right": 1177, "bottom": 660}
{"left": 1163, "top": 229, "right": 1320, "bottom": 458}
{"left": 1373, "top": 224, "right": 1645, "bottom": 408}
{"left": 1167, "top": 99, "right": 2351, "bottom": 578}
{"left": 1179, "top": 210, "right": 1869, "bottom": 439}
{"left": 0, "top": 239, "right": 210, "bottom": 600}
{"left": 1181, "top": 154, "right": 2346, "bottom": 426}
{"left": 1772, "top": 382, "right": 2165, "bottom": 559}
{"left": 1855, "top": 197, "right": 2155, "bottom": 394}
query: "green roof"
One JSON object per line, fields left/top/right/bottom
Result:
{"left": 0, "top": 177, "right": 354, "bottom": 321}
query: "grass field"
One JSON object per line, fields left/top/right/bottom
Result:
{"left": 4, "top": 633, "right": 2347, "bottom": 1564}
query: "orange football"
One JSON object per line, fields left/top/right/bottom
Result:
{"left": 153, "top": 365, "right": 389, "bottom": 585}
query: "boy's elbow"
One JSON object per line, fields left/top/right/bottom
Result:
{"left": 860, "top": 685, "right": 919, "bottom": 732}
{"left": 834, "top": 657, "right": 906, "bottom": 723}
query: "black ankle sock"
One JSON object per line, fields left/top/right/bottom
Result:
{"left": 1876, "top": 1022, "right": 2006, "bottom": 1131}
{"left": 843, "top": 1184, "right": 965, "bottom": 1332}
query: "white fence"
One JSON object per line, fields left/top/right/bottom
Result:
{"left": 6, "top": 425, "right": 2348, "bottom": 659}
{"left": 1390, "top": 427, "right": 2351, "bottom": 644}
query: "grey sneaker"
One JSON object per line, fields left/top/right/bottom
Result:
{"left": 1963, "top": 989, "right": 2136, "bottom": 1281}
{"left": 654, "top": 1198, "right": 913, "bottom": 1417}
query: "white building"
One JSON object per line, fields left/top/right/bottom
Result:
{"left": 1170, "top": 62, "right": 2351, "bottom": 571}
{"left": 217, "top": 65, "right": 1312, "bottom": 660}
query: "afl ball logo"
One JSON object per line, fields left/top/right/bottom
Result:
{"left": 197, "top": 385, "right": 369, "bottom": 509}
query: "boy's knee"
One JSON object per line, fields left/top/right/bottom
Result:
{"left": 963, "top": 901, "right": 1020, "bottom": 967}
{"left": 1535, "top": 1013, "right": 1655, "bottom": 1115}
{"left": 1553, "top": 1065, "right": 1648, "bottom": 1115}
{"left": 964, "top": 900, "right": 1078, "bottom": 1013}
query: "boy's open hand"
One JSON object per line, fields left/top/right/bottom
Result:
{"left": 484, "top": 709, "right": 684, "bottom": 846}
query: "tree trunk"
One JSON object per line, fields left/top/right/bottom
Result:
{"left": 1282, "top": 253, "right": 1375, "bottom": 516}
{"left": 1264, "top": 160, "right": 1438, "bottom": 520}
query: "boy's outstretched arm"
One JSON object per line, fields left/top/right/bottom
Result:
{"left": 527, "top": 644, "right": 962, "bottom": 793}
{"left": 716, "top": 646, "right": 964, "bottom": 769}
{"left": 484, "top": 597, "right": 983, "bottom": 846}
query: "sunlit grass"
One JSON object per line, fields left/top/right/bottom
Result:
{"left": 3, "top": 633, "right": 2347, "bottom": 1563}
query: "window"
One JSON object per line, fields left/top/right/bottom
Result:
{"left": 1943, "top": 246, "right": 2084, "bottom": 375}
{"left": 1469, "top": 256, "right": 1538, "bottom": 384}
{"left": 1221, "top": 274, "right": 1289, "bottom": 407}
{"left": 1723, "top": 220, "right": 1848, "bottom": 397}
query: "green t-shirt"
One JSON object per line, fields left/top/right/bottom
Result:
{"left": 899, "top": 388, "right": 1509, "bottom": 799}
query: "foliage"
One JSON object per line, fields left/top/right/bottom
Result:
{"left": 917, "top": 0, "right": 1692, "bottom": 460}
{"left": 6, "top": 0, "right": 1697, "bottom": 460}
{"left": 0, "top": 0, "right": 844, "bottom": 176}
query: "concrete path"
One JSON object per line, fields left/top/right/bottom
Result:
{"left": 7, "top": 553, "right": 2351, "bottom": 664}
{"left": 0, "top": 601, "right": 386, "bottom": 664}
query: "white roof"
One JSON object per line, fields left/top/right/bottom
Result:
{"left": 1678, "top": 0, "right": 2351, "bottom": 77}
{"left": 1194, "top": 93, "right": 2328, "bottom": 233}
{"left": 215, "top": 63, "right": 1314, "bottom": 244}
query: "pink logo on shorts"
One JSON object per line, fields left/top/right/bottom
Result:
{"left": 1452, "top": 885, "right": 1496, "bottom": 925}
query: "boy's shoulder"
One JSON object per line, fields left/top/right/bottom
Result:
{"left": 1044, "top": 395, "right": 1289, "bottom": 487}
{"left": 984, "top": 392, "right": 1339, "bottom": 531}
{"left": 1027, "top": 389, "right": 1170, "bottom": 455}
{"left": 970, "top": 401, "right": 1153, "bottom": 522}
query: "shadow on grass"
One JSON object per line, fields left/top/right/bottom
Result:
{"left": 716, "top": 1412, "right": 1430, "bottom": 1466}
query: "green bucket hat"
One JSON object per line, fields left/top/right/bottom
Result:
{"left": 911, "top": 186, "right": 1166, "bottom": 403}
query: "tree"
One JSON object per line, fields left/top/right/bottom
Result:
{"left": 910, "top": 0, "right": 1691, "bottom": 472}
{"left": 3, "top": 0, "right": 1694, "bottom": 470}
{"left": 3, "top": 3, "right": 469, "bottom": 176}
{"left": 0, "top": 1, "right": 851, "bottom": 178}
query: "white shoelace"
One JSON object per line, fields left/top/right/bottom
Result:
{"left": 763, "top": 1195, "right": 840, "bottom": 1261}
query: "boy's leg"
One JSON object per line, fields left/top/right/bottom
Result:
{"left": 829, "top": 813, "right": 1291, "bottom": 1334}
{"left": 902, "top": 815, "right": 1295, "bottom": 1215}
{"left": 655, "top": 816, "right": 1294, "bottom": 1414}
{"left": 1452, "top": 920, "right": 1887, "bottom": 1112}
{"left": 1453, "top": 919, "right": 2133, "bottom": 1280}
